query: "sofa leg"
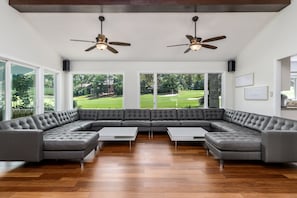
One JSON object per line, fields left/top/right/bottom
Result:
{"left": 80, "top": 159, "right": 84, "bottom": 171}
{"left": 219, "top": 160, "right": 224, "bottom": 170}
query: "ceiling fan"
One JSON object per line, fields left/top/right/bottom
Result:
{"left": 167, "top": 16, "right": 226, "bottom": 53}
{"left": 70, "top": 16, "right": 131, "bottom": 54}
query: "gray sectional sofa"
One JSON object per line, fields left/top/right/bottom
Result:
{"left": 0, "top": 108, "right": 297, "bottom": 169}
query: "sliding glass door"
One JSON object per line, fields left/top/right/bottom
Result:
{"left": 44, "top": 71, "right": 56, "bottom": 112}
{"left": 11, "top": 64, "right": 36, "bottom": 118}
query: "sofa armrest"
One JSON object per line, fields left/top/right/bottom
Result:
{"left": 261, "top": 130, "right": 297, "bottom": 163}
{"left": 0, "top": 129, "right": 44, "bottom": 162}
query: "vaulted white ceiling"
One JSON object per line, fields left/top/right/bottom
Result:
{"left": 23, "top": 12, "right": 276, "bottom": 61}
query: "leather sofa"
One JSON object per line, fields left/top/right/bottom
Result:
{"left": 0, "top": 108, "right": 297, "bottom": 168}
{"left": 0, "top": 110, "right": 99, "bottom": 168}
{"left": 205, "top": 109, "right": 297, "bottom": 168}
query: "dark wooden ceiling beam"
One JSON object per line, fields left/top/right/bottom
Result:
{"left": 9, "top": 0, "right": 291, "bottom": 12}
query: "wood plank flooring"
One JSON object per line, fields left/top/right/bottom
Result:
{"left": 1, "top": 133, "right": 297, "bottom": 198}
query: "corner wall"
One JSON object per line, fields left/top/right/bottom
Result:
{"left": 235, "top": 1, "right": 297, "bottom": 116}
{"left": 66, "top": 61, "right": 234, "bottom": 109}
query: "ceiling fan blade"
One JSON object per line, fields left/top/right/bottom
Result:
{"left": 109, "top": 42, "right": 131, "bottom": 46}
{"left": 167, "top": 44, "right": 188, "bottom": 47}
{"left": 107, "top": 45, "right": 119, "bottom": 54}
{"left": 202, "top": 36, "right": 226, "bottom": 43}
{"left": 184, "top": 48, "right": 191, "bottom": 53}
{"left": 70, "top": 39, "right": 96, "bottom": 43}
{"left": 85, "top": 45, "right": 97, "bottom": 52}
{"left": 186, "top": 35, "right": 194, "bottom": 41}
{"left": 201, "top": 44, "right": 218, "bottom": 49}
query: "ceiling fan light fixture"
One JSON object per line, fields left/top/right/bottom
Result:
{"left": 96, "top": 42, "right": 107, "bottom": 50}
{"left": 190, "top": 44, "right": 201, "bottom": 51}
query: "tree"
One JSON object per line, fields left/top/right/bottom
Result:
{"left": 113, "top": 74, "right": 123, "bottom": 96}
{"left": 157, "top": 74, "right": 179, "bottom": 94}
{"left": 140, "top": 74, "right": 153, "bottom": 94}
{"left": 91, "top": 74, "right": 107, "bottom": 97}
{"left": 12, "top": 74, "right": 34, "bottom": 108}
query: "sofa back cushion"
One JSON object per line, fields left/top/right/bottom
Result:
{"left": 78, "top": 109, "right": 97, "bottom": 120}
{"left": 177, "top": 109, "right": 204, "bottom": 120}
{"left": 124, "top": 109, "right": 150, "bottom": 120}
{"left": 231, "top": 111, "right": 250, "bottom": 126}
{"left": 97, "top": 110, "right": 124, "bottom": 120}
{"left": 151, "top": 109, "right": 177, "bottom": 120}
{"left": 203, "top": 109, "right": 224, "bottom": 120}
{"left": 223, "top": 109, "right": 235, "bottom": 122}
{"left": 264, "top": 116, "right": 297, "bottom": 131}
{"left": 243, "top": 113, "right": 271, "bottom": 131}
{"left": 32, "top": 113, "right": 59, "bottom": 131}
{"left": 53, "top": 111, "right": 72, "bottom": 125}
{"left": 67, "top": 109, "right": 79, "bottom": 121}
{"left": 0, "top": 116, "right": 38, "bottom": 130}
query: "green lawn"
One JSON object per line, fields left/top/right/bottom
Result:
{"left": 74, "top": 95, "right": 123, "bottom": 109}
{"left": 74, "top": 90, "right": 204, "bottom": 109}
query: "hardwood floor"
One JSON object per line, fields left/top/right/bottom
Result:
{"left": 1, "top": 133, "right": 297, "bottom": 198}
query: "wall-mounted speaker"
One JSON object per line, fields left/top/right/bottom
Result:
{"left": 228, "top": 60, "right": 236, "bottom": 72}
{"left": 62, "top": 59, "right": 70, "bottom": 71}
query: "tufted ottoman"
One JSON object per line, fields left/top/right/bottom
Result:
{"left": 205, "top": 131, "right": 262, "bottom": 168}
{"left": 43, "top": 131, "right": 99, "bottom": 168}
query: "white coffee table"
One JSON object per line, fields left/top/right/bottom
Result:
{"left": 167, "top": 127, "right": 208, "bottom": 150}
{"left": 98, "top": 127, "right": 138, "bottom": 150}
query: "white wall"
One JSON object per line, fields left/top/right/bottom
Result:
{"left": 0, "top": 1, "right": 64, "bottom": 112}
{"left": 0, "top": 0, "right": 61, "bottom": 70}
{"left": 67, "top": 61, "right": 233, "bottom": 109}
{"left": 235, "top": 1, "right": 297, "bottom": 116}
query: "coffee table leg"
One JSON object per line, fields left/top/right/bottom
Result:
{"left": 175, "top": 141, "right": 177, "bottom": 150}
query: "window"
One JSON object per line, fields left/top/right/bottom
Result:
{"left": 11, "top": 64, "right": 36, "bottom": 118}
{"left": 73, "top": 74, "right": 123, "bottom": 109}
{"left": 140, "top": 73, "right": 207, "bottom": 109}
{"left": 208, "top": 73, "right": 222, "bottom": 108}
{"left": 140, "top": 73, "right": 154, "bottom": 108}
{"left": 0, "top": 61, "right": 5, "bottom": 121}
{"left": 44, "top": 71, "right": 56, "bottom": 112}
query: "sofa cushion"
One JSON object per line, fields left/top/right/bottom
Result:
{"left": 151, "top": 109, "right": 177, "bottom": 120}
{"left": 122, "top": 120, "right": 151, "bottom": 127}
{"left": 223, "top": 109, "right": 235, "bottom": 122}
{"left": 78, "top": 109, "right": 97, "bottom": 120}
{"left": 124, "top": 109, "right": 150, "bottom": 120}
{"left": 177, "top": 109, "right": 204, "bottom": 120}
{"left": 32, "top": 113, "right": 59, "bottom": 131}
{"left": 264, "top": 116, "right": 297, "bottom": 131}
{"left": 203, "top": 109, "right": 224, "bottom": 120}
{"left": 43, "top": 131, "right": 99, "bottom": 151}
{"left": 97, "top": 110, "right": 124, "bottom": 120}
{"left": 211, "top": 121, "right": 258, "bottom": 133}
{"left": 92, "top": 120, "right": 122, "bottom": 127}
{"left": 205, "top": 132, "right": 261, "bottom": 151}
{"left": 67, "top": 109, "right": 79, "bottom": 121}
{"left": 231, "top": 111, "right": 249, "bottom": 126}
{"left": 53, "top": 111, "right": 72, "bottom": 125}
{"left": 151, "top": 120, "right": 180, "bottom": 127}
{"left": 0, "top": 116, "right": 38, "bottom": 130}
{"left": 179, "top": 120, "right": 210, "bottom": 127}
{"left": 243, "top": 113, "right": 271, "bottom": 131}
